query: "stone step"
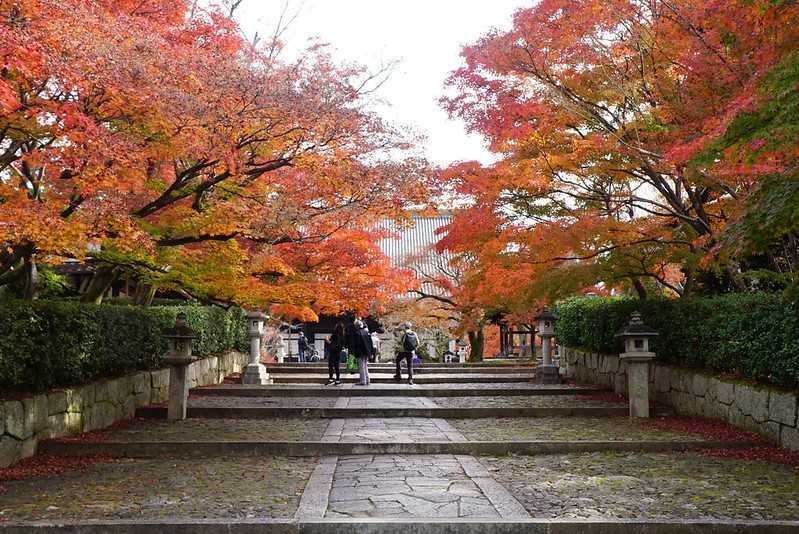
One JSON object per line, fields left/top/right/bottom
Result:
{"left": 268, "top": 374, "right": 537, "bottom": 384}
{"left": 4, "top": 519, "right": 798, "bottom": 534}
{"left": 135, "top": 406, "right": 632, "bottom": 419}
{"left": 266, "top": 365, "right": 532, "bottom": 374}
{"left": 268, "top": 362, "right": 530, "bottom": 368}
{"left": 191, "top": 385, "right": 605, "bottom": 397}
{"left": 38, "top": 438, "right": 759, "bottom": 459}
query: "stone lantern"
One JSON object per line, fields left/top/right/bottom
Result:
{"left": 241, "top": 311, "right": 272, "bottom": 385}
{"left": 615, "top": 312, "right": 659, "bottom": 418}
{"left": 162, "top": 313, "right": 198, "bottom": 421}
{"left": 536, "top": 309, "right": 560, "bottom": 384}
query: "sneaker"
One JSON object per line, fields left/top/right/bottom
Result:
{"left": 325, "top": 379, "right": 335, "bottom": 385}
{"left": 334, "top": 380, "right": 341, "bottom": 385}
{"left": 393, "top": 375, "right": 401, "bottom": 381}
{"left": 408, "top": 379, "right": 414, "bottom": 385}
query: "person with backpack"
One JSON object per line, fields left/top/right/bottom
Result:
{"left": 297, "top": 331, "right": 309, "bottom": 363}
{"left": 325, "top": 322, "right": 346, "bottom": 385}
{"left": 352, "top": 319, "right": 374, "bottom": 386}
{"left": 394, "top": 322, "right": 419, "bottom": 385}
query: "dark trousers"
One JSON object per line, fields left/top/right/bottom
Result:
{"left": 328, "top": 349, "right": 343, "bottom": 380}
{"left": 395, "top": 352, "right": 414, "bottom": 380}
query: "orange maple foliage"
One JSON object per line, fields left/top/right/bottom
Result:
{"left": 0, "top": 0, "right": 431, "bottom": 318}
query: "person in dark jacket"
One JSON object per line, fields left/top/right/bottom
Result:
{"left": 297, "top": 332, "right": 309, "bottom": 363}
{"left": 394, "top": 322, "right": 419, "bottom": 385}
{"left": 352, "top": 319, "right": 374, "bottom": 386}
{"left": 325, "top": 322, "right": 346, "bottom": 385}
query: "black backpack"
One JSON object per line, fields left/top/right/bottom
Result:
{"left": 402, "top": 331, "right": 419, "bottom": 352}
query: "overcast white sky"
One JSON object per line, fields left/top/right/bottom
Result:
{"left": 234, "top": 1, "right": 528, "bottom": 167}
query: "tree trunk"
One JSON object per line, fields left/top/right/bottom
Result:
{"left": 80, "top": 265, "right": 118, "bottom": 304}
{"left": 21, "top": 256, "right": 39, "bottom": 301}
{"left": 133, "top": 283, "right": 157, "bottom": 306}
{"left": 632, "top": 278, "right": 648, "bottom": 300}
{"left": 467, "top": 329, "right": 484, "bottom": 362}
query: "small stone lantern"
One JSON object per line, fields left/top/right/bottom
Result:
{"left": 162, "top": 313, "right": 198, "bottom": 421}
{"left": 536, "top": 309, "right": 560, "bottom": 384}
{"left": 616, "top": 312, "right": 658, "bottom": 418}
{"left": 241, "top": 311, "right": 272, "bottom": 385}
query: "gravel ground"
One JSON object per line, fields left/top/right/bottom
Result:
{"left": 453, "top": 417, "right": 705, "bottom": 442}
{"left": 0, "top": 457, "right": 317, "bottom": 521}
{"left": 95, "top": 418, "right": 329, "bottom": 442}
{"left": 189, "top": 396, "right": 336, "bottom": 408}
{"left": 433, "top": 397, "right": 623, "bottom": 408}
{"left": 480, "top": 452, "right": 799, "bottom": 519}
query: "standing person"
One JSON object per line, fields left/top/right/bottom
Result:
{"left": 325, "top": 322, "right": 346, "bottom": 385}
{"left": 370, "top": 330, "right": 382, "bottom": 362}
{"left": 395, "top": 322, "right": 419, "bottom": 385}
{"left": 297, "top": 332, "right": 309, "bottom": 363}
{"left": 352, "top": 319, "right": 374, "bottom": 386}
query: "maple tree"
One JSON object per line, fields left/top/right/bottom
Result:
{"left": 0, "top": 0, "right": 429, "bottom": 320}
{"left": 438, "top": 0, "right": 799, "bottom": 313}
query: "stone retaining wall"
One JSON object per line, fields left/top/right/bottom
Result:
{"left": 0, "top": 351, "right": 248, "bottom": 468}
{"left": 561, "top": 347, "right": 799, "bottom": 452}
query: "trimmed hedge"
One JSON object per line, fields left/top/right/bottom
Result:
{"left": 555, "top": 294, "right": 799, "bottom": 389}
{"left": 0, "top": 301, "right": 248, "bottom": 393}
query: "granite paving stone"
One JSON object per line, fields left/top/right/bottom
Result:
{"left": 325, "top": 455, "right": 501, "bottom": 519}
{"left": 189, "top": 396, "right": 337, "bottom": 408}
{"left": 322, "top": 418, "right": 467, "bottom": 443}
{"left": 0, "top": 457, "right": 317, "bottom": 521}
{"left": 478, "top": 452, "right": 799, "bottom": 520}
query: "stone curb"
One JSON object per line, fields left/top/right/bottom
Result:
{"left": 37, "top": 439, "right": 760, "bottom": 458}
{"left": 3, "top": 518, "right": 798, "bottom": 533}
{"left": 134, "top": 406, "right": 631, "bottom": 419}
{"left": 191, "top": 386, "right": 606, "bottom": 398}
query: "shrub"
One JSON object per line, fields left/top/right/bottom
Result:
{"left": 554, "top": 294, "right": 799, "bottom": 389}
{"left": 0, "top": 301, "right": 248, "bottom": 394}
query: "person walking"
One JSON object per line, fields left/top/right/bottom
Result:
{"left": 394, "top": 322, "right": 419, "bottom": 385}
{"left": 325, "top": 322, "right": 346, "bottom": 385}
{"left": 297, "top": 332, "right": 309, "bottom": 363}
{"left": 352, "top": 319, "right": 374, "bottom": 386}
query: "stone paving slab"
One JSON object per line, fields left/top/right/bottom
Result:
{"left": 323, "top": 455, "right": 527, "bottom": 519}
{"left": 321, "top": 418, "right": 467, "bottom": 443}
{"left": 452, "top": 417, "right": 707, "bottom": 442}
{"left": 0, "top": 457, "right": 317, "bottom": 521}
{"left": 81, "top": 418, "right": 329, "bottom": 442}
{"left": 335, "top": 397, "right": 438, "bottom": 409}
{"left": 479, "top": 452, "right": 799, "bottom": 520}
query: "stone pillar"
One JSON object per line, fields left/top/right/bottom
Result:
{"left": 624, "top": 358, "right": 653, "bottom": 417}
{"left": 242, "top": 311, "right": 272, "bottom": 385}
{"left": 167, "top": 365, "right": 189, "bottom": 420}
{"left": 537, "top": 334, "right": 560, "bottom": 384}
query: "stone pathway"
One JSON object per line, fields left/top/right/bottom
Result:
{"left": 1, "top": 361, "right": 798, "bottom": 529}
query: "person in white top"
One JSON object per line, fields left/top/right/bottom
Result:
{"left": 370, "top": 331, "right": 382, "bottom": 362}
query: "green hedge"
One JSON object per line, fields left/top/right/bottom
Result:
{"left": 555, "top": 294, "right": 799, "bottom": 389}
{"left": 0, "top": 301, "right": 248, "bottom": 394}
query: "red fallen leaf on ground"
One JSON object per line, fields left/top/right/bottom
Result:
{"left": 0, "top": 455, "right": 117, "bottom": 484}
{"left": 641, "top": 415, "right": 767, "bottom": 444}
{"left": 222, "top": 372, "right": 242, "bottom": 385}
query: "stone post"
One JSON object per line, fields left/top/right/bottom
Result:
{"left": 242, "top": 311, "right": 272, "bottom": 385}
{"left": 536, "top": 309, "right": 560, "bottom": 384}
{"left": 162, "top": 313, "right": 198, "bottom": 421}
{"left": 616, "top": 312, "right": 659, "bottom": 418}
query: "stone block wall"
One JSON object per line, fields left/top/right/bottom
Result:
{"left": 0, "top": 351, "right": 248, "bottom": 468}
{"left": 562, "top": 347, "right": 799, "bottom": 452}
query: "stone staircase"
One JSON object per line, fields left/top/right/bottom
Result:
{"left": 2, "top": 361, "right": 798, "bottom": 533}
